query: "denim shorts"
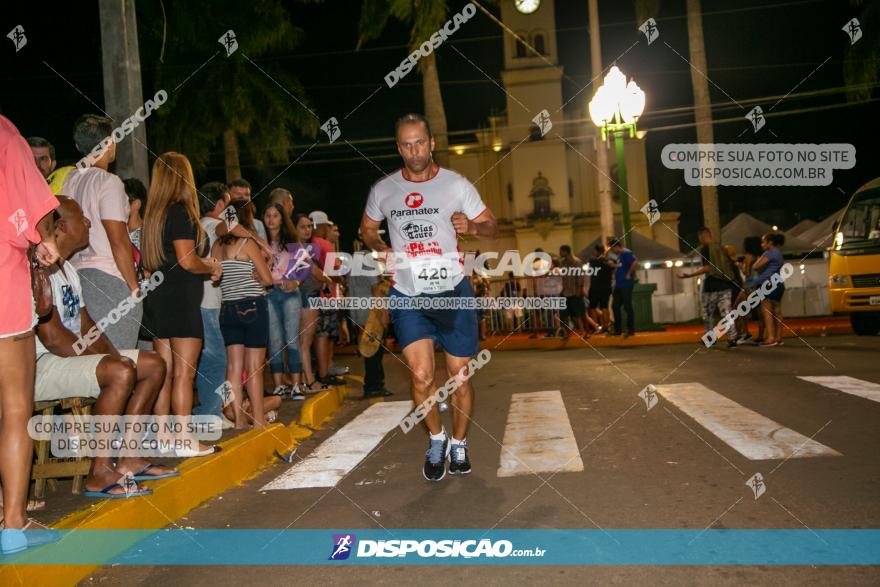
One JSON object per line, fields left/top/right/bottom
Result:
{"left": 220, "top": 296, "right": 269, "bottom": 348}
{"left": 300, "top": 285, "right": 320, "bottom": 309}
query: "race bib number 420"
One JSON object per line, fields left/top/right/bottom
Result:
{"left": 411, "top": 257, "right": 454, "bottom": 294}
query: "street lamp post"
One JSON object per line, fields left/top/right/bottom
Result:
{"left": 589, "top": 66, "right": 645, "bottom": 249}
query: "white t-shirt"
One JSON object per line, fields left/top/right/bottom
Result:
{"left": 365, "top": 167, "right": 486, "bottom": 296}
{"left": 200, "top": 216, "right": 222, "bottom": 309}
{"left": 64, "top": 167, "right": 130, "bottom": 280}
{"left": 253, "top": 218, "right": 267, "bottom": 241}
{"left": 35, "top": 261, "right": 85, "bottom": 358}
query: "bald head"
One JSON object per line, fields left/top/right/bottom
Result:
{"left": 268, "top": 187, "right": 294, "bottom": 216}
{"left": 54, "top": 195, "right": 91, "bottom": 259}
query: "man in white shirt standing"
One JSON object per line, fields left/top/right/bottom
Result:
{"left": 228, "top": 178, "right": 267, "bottom": 240}
{"left": 360, "top": 113, "right": 497, "bottom": 482}
{"left": 62, "top": 115, "right": 140, "bottom": 350}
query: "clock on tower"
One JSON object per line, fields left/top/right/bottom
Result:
{"left": 515, "top": 0, "right": 541, "bottom": 14}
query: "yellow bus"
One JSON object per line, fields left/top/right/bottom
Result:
{"left": 829, "top": 177, "right": 880, "bottom": 335}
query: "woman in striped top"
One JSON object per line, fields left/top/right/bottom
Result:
{"left": 212, "top": 199, "right": 274, "bottom": 429}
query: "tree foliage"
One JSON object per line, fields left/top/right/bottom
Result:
{"left": 137, "top": 0, "right": 318, "bottom": 173}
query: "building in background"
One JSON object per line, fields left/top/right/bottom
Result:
{"left": 448, "top": 0, "right": 681, "bottom": 257}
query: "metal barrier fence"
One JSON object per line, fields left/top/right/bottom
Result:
{"left": 476, "top": 276, "right": 576, "bottom": 336}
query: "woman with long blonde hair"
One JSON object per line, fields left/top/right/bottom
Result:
{"left": 142, "top": 152, "right": 222, "bottom": 456}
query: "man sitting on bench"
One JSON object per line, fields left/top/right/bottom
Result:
{"left": 34, "top": 196, "right": 177, "bottom": 498}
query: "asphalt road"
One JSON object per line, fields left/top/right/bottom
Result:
{"left": 85, "top": 335, "right": 880, "bottom": 586}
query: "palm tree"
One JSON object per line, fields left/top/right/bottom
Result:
{"left": 358, "top": 0, "right": 451, "bottom": 166}
{"left": 137, "top": 0, "right": 318, "bottom": 181}
{"left": 684, "top": 0, "right": 721, "bottom": 238}
{"left": 635, "top": 0, "right": 720, "bottom": 237}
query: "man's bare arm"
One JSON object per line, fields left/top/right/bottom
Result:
{"left": 215, "top": 222, "right": 270, "bottom": 253}
{"left": 79, "top": 309, "right": 119, "bottom": 356}
{"left": 359, "top": 214, "right": 390, "bottom": 252}
{"left": 452, "top": 209, "right": 498, "bottom": 240}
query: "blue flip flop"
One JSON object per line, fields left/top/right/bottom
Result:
{"left": 131, "top": 463, "right": 180, "bottom": 482}
{"left": 83, "top": 483, "right": 152, "bottom": 499}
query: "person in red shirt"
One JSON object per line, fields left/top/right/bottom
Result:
{"left": 308, "top": 211, "right": 345, "bottom": 386}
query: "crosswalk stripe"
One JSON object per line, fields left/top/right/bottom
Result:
{"left": 260, "top": 401, "right": 412, "bottom": 490}
{"left": 655, "top": 383, "right": 841, "bottom": 460}
{"left": 497, "top": 390, "right": 584, "bottom": 478}
{"left": 798, "top": 376, "right": 880, "bottom": 404}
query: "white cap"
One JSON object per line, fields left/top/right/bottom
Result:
{"left": 309, "top": 210, "right": 330, "bottom": 226}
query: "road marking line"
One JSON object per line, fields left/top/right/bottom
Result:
{"left": 798, "top": 376, "right": 880, "bottom": 404}
{"left": 655, "top": 383, "right": 841, "bottom": 460}
{"left": 261, "top": 401, "right": 412, "bottom": 490}
{"left": 497, "top": 390, "right": 584, "bottom": 478}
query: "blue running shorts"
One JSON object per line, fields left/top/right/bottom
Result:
{"left": 390, "top": 278, "right": 479, "bottom": 358}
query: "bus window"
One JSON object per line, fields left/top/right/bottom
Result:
{"left": 836, "top": 188, "right": 880, "bottom": 249}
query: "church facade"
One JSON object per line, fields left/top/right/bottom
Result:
{"left": 447, "top": 0, "right": 681, "bottom": 258}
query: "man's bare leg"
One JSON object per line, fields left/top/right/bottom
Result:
{"left": 115, "top": 352, "right": 175, "bottom": 479}
{"left": 445, "top": 354, "right": 474, "bottom": 442}
{"left": 446, "top": 352, "right": 475, "bottom": 475}
{"left": 86, "top": 356, "right": 138, "bottom": 494}
{"left": 401, "top": 339, "right": 440, "bottom": 434}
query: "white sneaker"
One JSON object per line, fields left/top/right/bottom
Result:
{"left": 289, "top": 384, "right": 306, "bottom": 401}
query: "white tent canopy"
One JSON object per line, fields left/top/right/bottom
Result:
{"left": 720, "top": 213, "right": 771, "bottom": 255}
{"left": 787, "top": 219, "right": 817, "bottom": 237}
{"left": 578, "top": 224, "right": 685, "bottom": 264}
{"left": 687, "top": 212, "right": 817, "bottom": 256}
{"left": 798, "top": 208, "right": 845, "bottom": 249}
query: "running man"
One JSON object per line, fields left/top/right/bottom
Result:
{"left": 360, "top": 113, "right": 498, "bottom": 481}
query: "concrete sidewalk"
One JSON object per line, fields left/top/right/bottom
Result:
{"left": 336, "top": 316, "right": 852, "bottom": 353}
{"left": 0, "top": 385, "right": 350, "bottom": 587}
{"left": 485, "top": 316, "right": 852, "bottom": 350}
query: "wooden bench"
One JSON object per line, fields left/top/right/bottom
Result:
{"left": 31, "top": 397, "right": 95, "bottom": 498}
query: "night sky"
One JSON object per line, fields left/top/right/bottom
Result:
{"left": 1, "top": 0, "right": 876, "bottom": 247}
